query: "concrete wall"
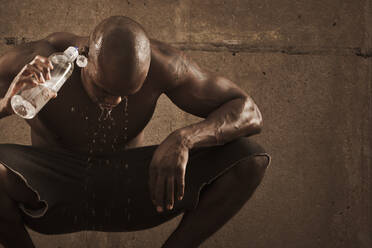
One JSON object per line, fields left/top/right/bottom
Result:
{"left": 0, "top": 0, "right": 371, "bottom": 247}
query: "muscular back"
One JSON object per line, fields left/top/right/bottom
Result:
{"left": 0, "top": 33, "right": 171, "bottom": 154}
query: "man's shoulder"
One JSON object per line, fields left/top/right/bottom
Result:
{"left": 0, "top": 32, "right": 81, "bottom": 79}
{"left": 43, "top": 32, "right": 81, "bottom": 51}
{"left": 148, "top": 39, "right": 188, "bottom": 92}
{"left": 0, "top": 38, "right": 57, "bottom": 90}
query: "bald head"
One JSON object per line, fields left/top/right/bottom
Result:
{"left": 88, "top": 16, "right": 151, "bottom": 95}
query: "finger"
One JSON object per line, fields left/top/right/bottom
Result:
{"left": 51, "top": 91, "right": 58, "bottom": 99}
{"left": 46, "top": 66, "right": 52, "bottom": 80}
{"left": 176, "top": 167, "right": 185, "bottom": 201}
{"left": 24, "top": 64, "right": 43, "bottom": 83}
{"left": 20, "top": 74, "right": 39, "bottom": 88}
{"left": 31, "top": 55, "right": 53, "bottom": 70}
{"left": 166, "top": 176, "right": 175, "bottom": 210}
{"left": 155, "top": 175, "right": 165, "bottom": 212}
{"left": 13, "top": 75, "right": 39, "bottom": 94}
{"left": 148, "top": 163, "right": 157, "bottom": 205}
{"left": 33, "top": 59, "right": 51, "bottom": 81}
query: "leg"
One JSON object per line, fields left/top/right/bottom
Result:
{"left": 0, "top": 163, "right": 43, "bottom": 248}
{"left": 163, "top": 154, "right": 270, "bottom": 248}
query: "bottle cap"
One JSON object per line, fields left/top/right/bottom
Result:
{"left": 76, "top": 55, "right": 88, "bottom": 67}
{"left": 64, "top": 46, "right": 79, "bottom": 62}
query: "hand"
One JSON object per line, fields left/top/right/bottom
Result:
{"left": 3, "top": 55, "right": 56, "bottom": 114}
{"left": 149, "top": 131, "right": 189, "bottom": 212}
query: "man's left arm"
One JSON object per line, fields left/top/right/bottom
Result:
{"left": 170, "top": 84, "right": 262, "bottom": 150}
{"left": 149, "top": 47, "right": 263, "bottom": 212}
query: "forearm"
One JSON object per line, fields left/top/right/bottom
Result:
{"left": 176, "top": 97, "right": 263, "bottom": 149}
{"left": 0, "top": 97, "right": 12, "bottom": 119}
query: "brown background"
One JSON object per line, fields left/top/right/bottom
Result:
{"left": 0, "top": 0, "right": 371, "bottom": 247}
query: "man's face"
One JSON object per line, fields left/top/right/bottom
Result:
{"left": 81, "top": 57, "right": 122, "bottom": 108}
{"left": 80, "top": 27, "right": 149, "bottom": 107}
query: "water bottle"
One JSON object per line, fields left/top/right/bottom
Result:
{"left": 11, "top": 46, "right": 79, "bottom": 119}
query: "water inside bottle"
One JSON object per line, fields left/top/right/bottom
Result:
{"left": 11, "top": 85, "right": 56, "bottom": 119}
{"left": 11, "top": 54, "right": 74, "bottom": 119}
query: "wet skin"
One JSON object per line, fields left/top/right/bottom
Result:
{"left": 0, "top": 31, "right": 263, "bottom": 209}
{"left": 0, "top": 31, "right": 267, "bottom": 248}
{"left": 5, "top": 36, "right": 162, "bottom": 154}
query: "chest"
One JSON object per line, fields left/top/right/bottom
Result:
{"left": 27, "top": 69, "right": 161, "bottom": 149}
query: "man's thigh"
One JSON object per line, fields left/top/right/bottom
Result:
{"left": 0, "top": 138, "right": 270, "bottom": 233}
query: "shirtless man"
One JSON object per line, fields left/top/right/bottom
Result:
{"left": 0, "top": 16, "right": 271, "bottom": 248}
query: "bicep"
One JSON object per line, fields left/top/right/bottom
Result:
{"left": 164, "top": 55, "right": 248, "bottom": 118}
{"left": 0, "top": 39, "right": 56, "bottom": 97}
{"left": 0, "top": 54, "right": 15, "bottom": 97}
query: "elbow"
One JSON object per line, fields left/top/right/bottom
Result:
{"left": 251, "top": 118, "right": 263, "bottom": 134}
{"left": 249, "top": 116, "right": 263, "bottom": 135}
{"left": 254, "top": 104, "right": 263, "bottom": 133}
{"left": 244, "top": 102, "right": 263, "bottom": 136}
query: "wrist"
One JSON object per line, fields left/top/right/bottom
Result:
{"left": 173, "top": 128, "right": 193, "bottom": 150}
{"left": 0, "top": 97, "right": 12, "bottom": 117}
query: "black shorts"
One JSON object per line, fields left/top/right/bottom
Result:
{"left": 0, "top": 137, "right": 271, "bottom": 234}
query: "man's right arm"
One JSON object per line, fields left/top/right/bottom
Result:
{"left": 0, "top": 52, "right": 15, "bottom": 119}
{"left": 0, "top": 83, "right": 12, "bottom": 119}
{"left": 0, "top": 41, "right": 56, "bottom": 120}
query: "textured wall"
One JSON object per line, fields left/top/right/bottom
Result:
{"left": 0, "top": 0, "right": 371, "bottom": 247}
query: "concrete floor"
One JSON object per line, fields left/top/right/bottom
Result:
{"left": 0, "top": 0, "right": 371, "bottom": 247}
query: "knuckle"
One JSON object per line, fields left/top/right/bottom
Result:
{"left": 35, "top": 55, "right": 44, "bottom": 61}
{"left": 176, "top": 167, "right": 184, "bottom": 175}
{"left": 160, "top": 166, "right": 168, "bottom": 173}
{"left": 149, "top": 164, "right": 157, "bottom": 171}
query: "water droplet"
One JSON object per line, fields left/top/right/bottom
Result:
{"left": 106, "top": 160, "right": 110, "bottom": 165}
{"left": 123, "top": 96, "right": 128, "bottom": 111}
{"left": 85, "top": 116, "right": 89, "bottom": 120}
{"left": 125, "top": 163, "right": 129, "bottom": 169}
{"left": 98, "top": 104, "right": 114, "bottom": 121}
{"left": 127, "top": 198, "right": 131, "bottom": 204}
{"left": 92, "top": 139, "right": 96, "bottom": 143}
{"left": 127, "top": 213, "right": 131, "bottom": 221}
{"left": 71, "top": 107, "right": 75, "bottom": 112}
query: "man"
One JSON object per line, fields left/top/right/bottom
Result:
{"left": 0, "top": 16, "right": 271, "bottom": 248}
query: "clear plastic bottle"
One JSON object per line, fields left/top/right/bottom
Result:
{"left": 11, "top": 46, "right": 79, "bottom": 119}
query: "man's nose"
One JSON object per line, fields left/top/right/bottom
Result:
{"left": 104, "top": 95, "right": 122, "bottom": 106}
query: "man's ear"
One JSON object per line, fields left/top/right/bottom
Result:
{"left": 80, "top": 46, "right": 89, "bottom": 58}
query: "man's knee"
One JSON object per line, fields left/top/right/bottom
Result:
{"left": 226, "top": 137, "right": 268, "bottom": 157}
{"left": 0, "top": 164, "right": 22, "bottom": 225}
{"left": 232, "top": 154, "right": 270, "bottom": 188}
